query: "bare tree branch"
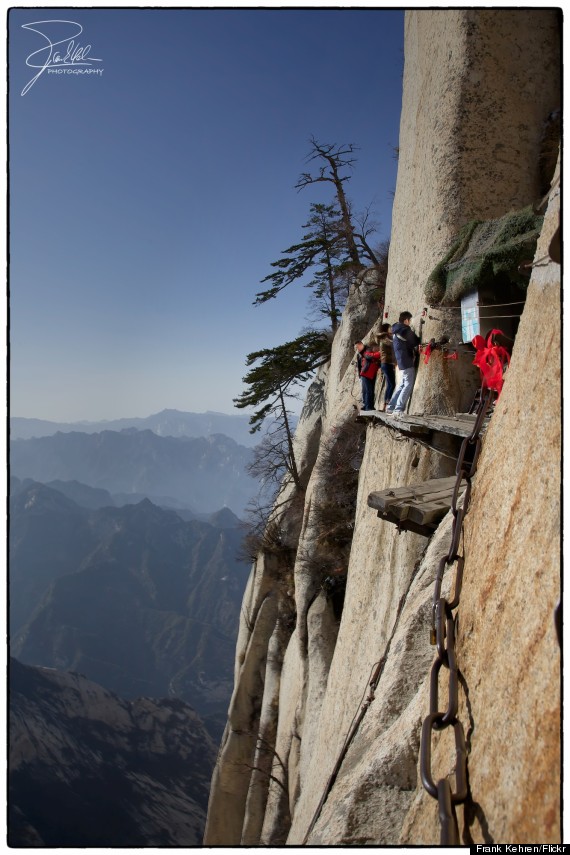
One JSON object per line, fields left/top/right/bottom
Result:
{"left": 294, "top": 138, "right": 362, "bottom": 268}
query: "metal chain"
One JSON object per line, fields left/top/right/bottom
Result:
{"left": 420, "top": 387, "right": 494, "bottom": 845}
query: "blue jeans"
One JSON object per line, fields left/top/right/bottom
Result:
{"left": 380, "top": 363, "right": 396, "bottom": 402}
{"left": 388, "top": 367, "right": 415, "bottom": 412}
{"left": 361, "top": 376, "right": 376, "bottom": 410}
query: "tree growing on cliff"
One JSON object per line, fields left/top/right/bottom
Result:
{"left": 295, "top": 138, "right": 380, "bottom": 269}
{"left": 234, "top": 331, "right": 331, "bottom": 491}
{"left": 350, "top": 202, "right": 382, "bottom": 266}
{"left": 254, "top": 142, "right": 383, "bottom": 332}
{"left": 254, "top": 203, "right": 350, "bottom": 334}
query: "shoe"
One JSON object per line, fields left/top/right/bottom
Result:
{"left": 385, "top": 409, "right": 394, "bottom": 415}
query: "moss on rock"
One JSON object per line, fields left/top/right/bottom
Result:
{"left": 425, "top": 205, "right": 543, "bottom": 305}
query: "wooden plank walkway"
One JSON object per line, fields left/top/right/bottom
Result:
{"left": 356, "top": 410, "right": 485, "bottom": 438}
{"left": 368, "top": 476, "right": 463, "bottom": 536}
{"left": 355, "top": 409, "right": 492, "bottom": 457}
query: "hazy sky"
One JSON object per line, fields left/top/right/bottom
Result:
{"left": 9, "top": 6, "right": 404, "bottom": 421}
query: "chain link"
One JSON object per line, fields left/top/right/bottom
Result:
{"left": 420, "top": 713, "right": 468, "bottom": 800}
{"left": 430, "top": 615, "right": 458, "bottom": 724}
{"left": 433, "top": 554, "right": 465, "bottom": 613}
{"left": 421, "top": 387, "right": 494, "bottom": 844}
{"left": 436, "top": 780, "right": 457, "bottom": 844}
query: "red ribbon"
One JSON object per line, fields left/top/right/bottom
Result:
{"left": 472, "top": 329, "right": 510, "bottom": 395}
{"left": 419, "top": 344, "right": 458, "bottom": 364}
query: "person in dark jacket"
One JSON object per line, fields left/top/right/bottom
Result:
{"left": 377, "top": 323, "right": 396, "bottom": 412}
{"left": 387, "top": 311, "right": 421, "bottom": 414}
{"left": 355, "top": 341, "right": 381, "bottom": 411}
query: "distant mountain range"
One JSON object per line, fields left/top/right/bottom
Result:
{"left": 10, "top": 476, "right": 246, "bottom": 522}
{"left": 8, "top": 415, "right": 258, "bottom": 846}
{"left": 10, "top": 478, "right": 251, "bottom": 722}
{"left": 9, "top": 659, "right": 216, "bottom": 846}
{"left": 10, "top": 428, "right": 257, "bottom": 516}
{"left": 11, "top": 409, "right": 261, "bottom": 446}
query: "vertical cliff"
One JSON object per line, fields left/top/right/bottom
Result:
{"left": 205, "top": 9, "right": 561, "bottom": 845}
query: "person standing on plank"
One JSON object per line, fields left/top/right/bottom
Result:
{"left": 354, "top": 341, "right": 381, "bottom": 411}
{"left": 387, "top": 311, "right": 421, "bottom": 414}
{"left": 377, "top": 323, "right": 396, "bottom": 412}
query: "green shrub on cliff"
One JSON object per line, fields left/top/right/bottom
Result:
{"left": 425, "top": 205, "right": 543, "bottom": 305}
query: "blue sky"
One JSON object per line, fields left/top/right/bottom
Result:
{"left": 9, "top": 7, "right": 404, "bottom": 421}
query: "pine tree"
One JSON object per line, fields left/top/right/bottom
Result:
{"left": 254, "top": 203, "right": 349, "bottom": 333}
{"left": 233, "top": 331, "right": 330, "bottom": 490}
{"left": 296, "top": 138, "right": 362, "bottom": 268}
{"left": 294, "top": 138, "right": 381, "bottom": 269}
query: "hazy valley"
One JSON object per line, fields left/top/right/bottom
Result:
{"left": 10, "top": 424, "right": 257, "bottom": 516}
{"left": 9, "top": 415, "right": 256, "bottom": 844}
{"left": 10, "top": 476, "right": 250, "bottom": 725}
{"left": 10, "top": 659, "right": 216, "bottom": 846}
{"left": 10, "top": 408, "right": 262, "bottom": 446}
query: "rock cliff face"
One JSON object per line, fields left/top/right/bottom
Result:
{"left": 204, "top": 10, "right": 561, "bottom": 846}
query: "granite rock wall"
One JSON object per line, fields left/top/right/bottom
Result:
{"left": 204, "top": 9, "right": 561, "bottom": 845}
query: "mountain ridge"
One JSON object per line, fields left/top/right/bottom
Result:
{"left": 10, "top": 479, "right": 251, "bottom": 720}
{"left": 11, "top": 408, "right": 262, "bottom": 446}
{"left": 10, "top": 428, "right": 257, "bottom": 516}
{"left": 9, "top": 658, "right": 216, "bottom": 846}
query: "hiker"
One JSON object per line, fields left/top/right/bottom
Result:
{"left": 377, "top": 323, "right": 396, "bottom": 412}
{"left": 355, "top": 341, "right": 381, "bottom": 411}
{"left": 387, "top": 311, "right": 421, "bottom": 414}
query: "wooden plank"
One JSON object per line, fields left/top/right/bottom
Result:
{"left": 356, "top": 411, "right": 431, "bottom": 435}
{"left": 368, "top": 476, "right": 464, "bottom": 532}
{"left": 368, "top": 477, "right": 456, "bottom": 509}
{"left": 398, "top": 424, "right": 432, "bottom": 436}
{"left": 385, "top": 494, "right": 458, "bottom": 526}
{"left": 356, "top": 409, "right": 491, "bottom": 440}
{"left": 369, "top": 491, "right": 403, "bottom": 511}
{"left": 418, "top": 419, "right": 472, "bottom": 437}
{"left": 405, "top": 477, "right": 457, "bottom": 498}
{"left": 369, "top": 495, "right": 408, "bottom": 519}
{"left": 375, "top": 490, "right": 456, "bottom": 515}
{"left": 407, "top": 486, "right": 459, "bottom": 504}
{"left": 407, "top": 500, "right": 456, "bottom": 527}
{"left": 384, "top": 419, "right": 431, "bottom": 436}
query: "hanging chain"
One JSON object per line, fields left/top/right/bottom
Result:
{"left": 420, "top": 387, "right": 494, "bottom": 845}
